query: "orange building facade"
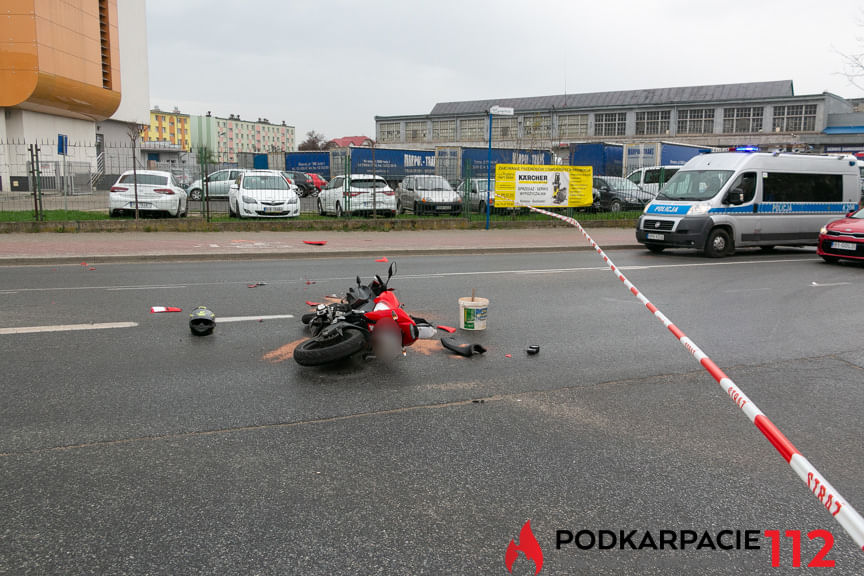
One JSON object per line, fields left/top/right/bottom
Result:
{"left": 0, "top": 0, "right": 122, "bottom": 121}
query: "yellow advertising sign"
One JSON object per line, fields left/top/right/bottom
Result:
{"left": 494, "top": 164, "right": 593, "bottom": 208}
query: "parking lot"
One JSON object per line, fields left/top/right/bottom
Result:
{"left": 1, "top": 248, "right": 863, "bottom": 574}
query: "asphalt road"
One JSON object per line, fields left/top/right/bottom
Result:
{"left": 1, "top": 249, "right": 863, "bottom": 575}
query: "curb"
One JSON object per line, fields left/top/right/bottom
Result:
{"left": 0, "top": 217, "right": 638, "bottom": 234}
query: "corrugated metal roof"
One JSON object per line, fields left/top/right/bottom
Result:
{"left": 429, "top": 80, "right": 795, "bottom": 116}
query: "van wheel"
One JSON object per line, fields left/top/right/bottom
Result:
{"left": 317, "top": 199, "right": 325, "bottom": 216}
{"left": 704, "top": 228, "right": 733, "bottom": 258}
{"left": 336, "top": 203, "right": 343, "bottom": 218}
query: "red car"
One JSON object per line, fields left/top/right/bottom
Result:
{"left": 306, "top": 173, "right": 328, "bottom": 192}
{"left": 817, "top": 207, "right": 864, "bottom": 263}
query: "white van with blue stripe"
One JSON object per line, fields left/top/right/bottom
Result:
{"left": 636, "top": 152, "right": 860, "bottom": 257}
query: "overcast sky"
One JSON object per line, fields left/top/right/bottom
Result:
{"left": 145, "top": 0, "right": 864, "bottom": 144}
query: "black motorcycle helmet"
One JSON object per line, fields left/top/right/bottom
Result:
{"left": 189, "top": 306, "right": 216, "bottom": 336}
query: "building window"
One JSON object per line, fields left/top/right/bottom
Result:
{"left": 558, "top": 114, "right": 588, "bottom": 138}
{"left": 677, "top": 108, "right": 715, "bottom": 134}
{"left": 405, "top": 121, "right": 427, "bottom": 143}
{"left": 523, "top": 115, "right": 551, "bottom": 141}
{"left": 773, "top": 104, "right": 817, "bottom": 132}
{"left": 378, "top": 122, "right": 401, "bottom": 143}
{"left": 459, "top": 118, "right": 486, "bottom": 141}
{"left": 635, "top": 110, "right": 671, "bottom": 136}
{"left": 723, "top": 107, "right": 764, "bottom": 133}
{"left": 594, "top": 112, "right": 626, "bottom": 137}
{"left": 431, "top": 120, "right": 456, "bottom": 141}
{"left": 98, "top": 0, "right": 112, "bottom": 89}
{"left": 492, "top": 117, "right": 517, "bottom": 140}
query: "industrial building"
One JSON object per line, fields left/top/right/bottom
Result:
{"left": 374, "top": 80, "right": 864, "bottom": 160}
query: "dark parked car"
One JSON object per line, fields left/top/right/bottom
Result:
{"left": 282, "top": 170, "right": 317, "bottom": 197}
{"left": 593, "top": 176, "right": 653, "bottom": 212}
{"left": 396, "top": 175, "right": 463, "bottom": 215}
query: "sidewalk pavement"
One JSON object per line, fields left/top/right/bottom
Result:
{"left": 0, "top": 227, "right": 641, "bottom": 265}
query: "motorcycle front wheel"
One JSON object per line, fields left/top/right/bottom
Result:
{"left": 293, "top": 328, "right": 368, "bottom": 366}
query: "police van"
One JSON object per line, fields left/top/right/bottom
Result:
{"left": 636, "top": 152, "right": 860, "bottom": 257}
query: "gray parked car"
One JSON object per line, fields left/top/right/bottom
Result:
{"left": 187, "top": 168, "right": 246, "bottom": 201}
{"left": 457, "top": 178, "right": 497, "bottom": 213}
{"left": 397, "top": 175, "right": 463, "bottom": 215}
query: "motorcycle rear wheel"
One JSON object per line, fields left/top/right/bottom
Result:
{"left": 293, "top": 328, "right": 368, "bottom": 366}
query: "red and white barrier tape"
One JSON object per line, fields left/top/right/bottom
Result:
{"left": 523, "top": 204, "right": 864, "bottom": 550}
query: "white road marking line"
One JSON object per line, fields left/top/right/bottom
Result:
{"left": 811, "top": 281, "right": 852, "bottom": 287}
{"left": 217, "top": 315, "right": 294, "bottom": 323}
{"left": 0, "top": 257, "right": 816, "bottom": 294}
{"left": 723, "top": 287, "right": 774, "bottom": 293}
{"left": 0, "top": 322, "right": 138, "bottom": 335}
{"left": 399, "top": 258, "right": 813, "bottom": 280}
{"left": 106, "top": 285, "right": 187, "bottom": 291}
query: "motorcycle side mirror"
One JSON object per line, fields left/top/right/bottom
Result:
{"left": 356, "top": 275, "right": 361, "bottom": 287}
{"left": 375, "top": 274, "right": 384, "bottom": 285}
{"left": 387, "top": 262, "right": 396, "bottom": 280}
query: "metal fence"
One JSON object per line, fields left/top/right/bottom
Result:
{"left": 0, "top": 139, "right": 643, "bottom": 223}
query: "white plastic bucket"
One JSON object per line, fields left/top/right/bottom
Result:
{"left": 459, "top": 297, "right": 488, "bottom": 331}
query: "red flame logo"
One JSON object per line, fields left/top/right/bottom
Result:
{"left": 505, "top": 520, "right": 543, "bottom": 574}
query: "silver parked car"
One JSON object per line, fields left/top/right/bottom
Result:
{"left": 187, "top": 168, "right": 246, "bottom": 200}
{"left": 457, "top": 178, "right": 497, "bottom": 213}
{"left": 397, "top": 175, "right": 463, "bottom": 215}
{"left": 317, "top": 175, "right": 396, "bottom": 217}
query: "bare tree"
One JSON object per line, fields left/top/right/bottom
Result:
{"left": 126, "top": 123, "right": 148, "bottom": 221}
{"left": 298, "top": 131, "right": 327, "bottom": 151}
{"left": 839, "top": 49, "right": 864, "bottom": 92}
{"left": 836, "top": 10, "right": 864, "bottom": 92}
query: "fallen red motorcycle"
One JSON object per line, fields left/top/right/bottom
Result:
{"left": 294, "top": 263, "right": 429, "bottom": 366}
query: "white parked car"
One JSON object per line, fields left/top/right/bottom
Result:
{"left": 109, "top": 170, "right": 188, "bottom": 217}
{"left": 228, "top": 170, "right": 300, "bottom": 218}
{"left": 317, "top": 174, "right": 396, "bottom": 217}
{"left": 625, "top": 166, "right": 680, "bottom": 197}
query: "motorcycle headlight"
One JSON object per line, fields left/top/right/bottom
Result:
{"left": 241, "top": 195, "right": 258, "bottom": 204}
{"left": 687, "top": 202, "right": 712, "bottom": 216}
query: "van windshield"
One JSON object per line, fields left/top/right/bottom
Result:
{"left": 656, "top": 170, "right": 734, "bottom": 201}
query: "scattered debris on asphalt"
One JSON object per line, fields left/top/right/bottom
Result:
{"left": 527, "top": 345, "right": 540, "bottom": 355}
{"left": 375, "top": 257, "right": 389, "bottom": 263}
{"left": 437, "top": 325, "right": 457, "bottom": 333}
{"left": 150, "top": 306, "right": 182, "bottom": 313}
{"left": 247, "top": 281, "right": 266, "bottom": 288}
{"left": 303, "top": 240, "right": 327, "bottom": 246}
{"left": 440, "top": 336, "right": 487, "bottom": 357}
